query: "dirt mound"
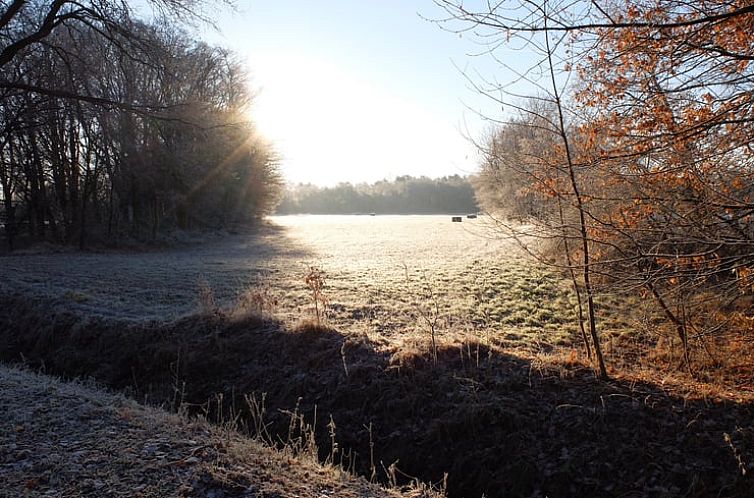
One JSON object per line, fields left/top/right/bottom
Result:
{"left": 1, "top": 292, "right": 752, "bottom": 498}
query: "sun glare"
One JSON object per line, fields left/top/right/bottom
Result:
{"left": 249, "top": 52, "right": 473, "bottom": 185}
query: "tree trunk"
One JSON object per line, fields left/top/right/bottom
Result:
{"left": 544, "top": 10, "right": 607, "bottom": 378}
{"left": 2, "top": 195, "right": 14, "bottom": 252}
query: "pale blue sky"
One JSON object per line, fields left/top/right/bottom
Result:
{"left": 199, "top": 1, "right": 524, "bottom": 185}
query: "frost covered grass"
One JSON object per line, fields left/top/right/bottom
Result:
{"left": 2, "top": 216, "right": 753, "bottom": 498}
{"left": 0, "top": 215, "right": 592, "bottom": 348}
{"left": 2, "top": 295, "right": 751, "bottom": 498}
{"left": 1, "top": 224, "right": 308, "bottom": 322}
{"left": 0, "top": 364, "right": 434, "bottom": 498}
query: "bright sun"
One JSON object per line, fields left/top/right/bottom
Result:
{"left": 248, "top": 52, "right": 473, "bottom": 185}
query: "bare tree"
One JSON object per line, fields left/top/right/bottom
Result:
{"left": 0, "top": 6, "right": 281, "bottom": 249}
{"left": 437, "top": 0, "right": 754, "bottom": 376}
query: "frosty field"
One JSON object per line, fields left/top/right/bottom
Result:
{"left": 3, "top": 219, "right": 747, "bottom": 498}
{"left": 1, "top": 215, "right": 588, "bottom": 346}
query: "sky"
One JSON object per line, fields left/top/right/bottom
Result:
{"left": 199, "top": 1, "right": 517, "bottom": 186}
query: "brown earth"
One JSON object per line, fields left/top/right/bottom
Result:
{"left": 1, "top": 292, "right": 753, "bottom": 498}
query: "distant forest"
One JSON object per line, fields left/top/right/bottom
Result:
{"left": 276, "top": 175, "right": 478, "bottom": 215}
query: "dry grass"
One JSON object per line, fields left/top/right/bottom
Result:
{"left": 1, "top": 293, "right": 752, "bottom": 498}
{"left": 2, "top": 215, "right": 754, "bottom": 497}
{"left": 0, "top": 364, "right": 438, "bottom": 498}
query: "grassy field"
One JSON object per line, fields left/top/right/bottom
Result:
{"left": 1, "top": 215, "right": 594, "bottom": 345}
{"left": 0, "top": 213, "right": 730, "bottom": 390}
{"left": 2, "top": 215, "right": 752, "bottom": 498}
{"left": 273, "top": 215, "right": 591, "bottom": 346}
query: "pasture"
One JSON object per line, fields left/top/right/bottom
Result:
{"left": 1, "top": 215, "right": 613, "bottom": 348}
{"left": 2, "top": 215, "right": 752, "bottom": 498}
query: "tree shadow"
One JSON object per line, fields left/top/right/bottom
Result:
{"left": 0, "top": 223, "right": 315, "bottom": 321}
{"left": 0, "top": 294, "right": 752, "bottom": 498}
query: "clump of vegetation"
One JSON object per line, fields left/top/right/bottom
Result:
{"left": 233, "top": 287, "right": 279, "bottom": 319}
{"left": 304, "top": 266, "right": 329, "bottom": 327}
{"left": 403, "top": 265, "right": 441, "bottom": 364}
{"left": 197, "top": 279, "right": 218, "bottom": 316}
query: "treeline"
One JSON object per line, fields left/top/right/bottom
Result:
{"left": 0, "top": 1, "right": 281, "bottom": 250}
{"left": 276, "top": 175, "right": 478, "bottom": 215}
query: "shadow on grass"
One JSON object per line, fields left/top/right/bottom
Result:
{"left": 0, "top": 223, "right": 317, "bottom": 322}
{"left": 0, "top": 293, "right": 752, "bottom": 498}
